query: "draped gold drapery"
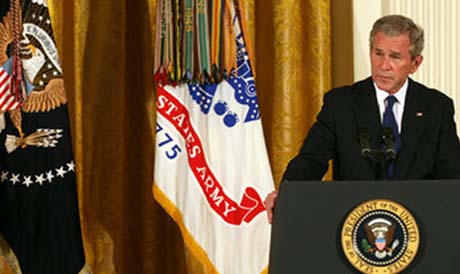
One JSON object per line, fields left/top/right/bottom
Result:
{"left": 256, "top": 0, "right": 331, "bottom": 185}
{"left": 1, "top": 0, "right": 332, "bottom": 273}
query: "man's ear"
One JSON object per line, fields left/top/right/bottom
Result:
{"left": 410, "top": 55, "right": 423, "bottom": 74}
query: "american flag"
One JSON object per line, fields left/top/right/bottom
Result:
{"left": 0, "top": 67, "right": 21, "bottom": 112}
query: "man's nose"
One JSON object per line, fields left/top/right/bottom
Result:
{"left": 380, "top": 56, "right": 391, "bottom": 70}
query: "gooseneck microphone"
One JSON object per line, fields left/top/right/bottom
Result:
{"left": 381, "top": 127, "right": 396, "bottom": 160}
{"left": 357, "top": 127, "right": 398, "bottom": 180}
{"left": 358, "top": 128, "right": 372, "bottom": 159}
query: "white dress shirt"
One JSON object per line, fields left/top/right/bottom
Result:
{"left": 374, "top": 79, "right": 408, "bottom": 134}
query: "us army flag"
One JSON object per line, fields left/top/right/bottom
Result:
{"left": 153, "top": 1, "right": 274, "bottom": 273}
{"left": 0, "top": 1, "right": 85, "bottom": 274}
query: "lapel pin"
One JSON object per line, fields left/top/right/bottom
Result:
{"left": 416, "top": 112, "right": 424, "bottom": 117}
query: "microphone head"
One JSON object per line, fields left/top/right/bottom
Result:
{"left": 381, "top": 127, "right": 396, "bottom": 159}
{"left": 361, "top": 147, "right": 372, "bottom": 158}
{"left": 358, "top": 128, "right": 372, "bottom": 158}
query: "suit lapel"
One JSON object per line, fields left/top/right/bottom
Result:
{"left": 352, "top": 78, "right": 382, "bottom": 149}
{"left": 393, "top": 79, "right": 427, "bottom": 179}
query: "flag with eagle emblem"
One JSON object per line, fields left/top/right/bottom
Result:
{"left": 0, "top": 1, "right": 85, "bottom": 274}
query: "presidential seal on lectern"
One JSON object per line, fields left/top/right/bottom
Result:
{"left": 341, "top": 199, "right": 420, "bottom": 274}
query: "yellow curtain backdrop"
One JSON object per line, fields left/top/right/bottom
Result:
{"left": 256, "top": 0, "right": 331, "bottom": 186}
{"left": 0, "top": 0, "right": 331, "bottom": 273}
{"left": 49, "top": 1, "right": 187, "bottom": 273}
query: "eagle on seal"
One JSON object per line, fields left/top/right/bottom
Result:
{"left": 363, "top": 218, "right": 399, "bottom": 258}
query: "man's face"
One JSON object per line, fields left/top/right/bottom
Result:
{"left": 370, "top": 31, "right": 423, "bottom": 94}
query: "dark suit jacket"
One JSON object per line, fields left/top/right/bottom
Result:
{"left": 284, "top": 77, "right": 460, "bottom": 180}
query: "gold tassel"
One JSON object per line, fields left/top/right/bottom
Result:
{"left": 8, "top": 107, "right": 23, "bottom": 138}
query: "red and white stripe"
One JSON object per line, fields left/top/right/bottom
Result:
{"left": 0, "top": 67, "right": 21, "bottom": 112}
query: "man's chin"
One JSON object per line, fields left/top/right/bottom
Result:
{"left": 375, "top": 81, "right": 393, "bottom": 92}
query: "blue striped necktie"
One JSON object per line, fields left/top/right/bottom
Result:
{"left": 382, "top": 95, "right": 401, "bottom": 178}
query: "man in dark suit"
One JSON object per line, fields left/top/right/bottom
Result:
{"left": 265, "top": 14, "right": 460, "bottom": 223}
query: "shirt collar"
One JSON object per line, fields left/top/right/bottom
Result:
{"left": 373, "top": 79, "right": 409, "bottom": 106}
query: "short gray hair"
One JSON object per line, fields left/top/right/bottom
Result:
{"left": 370, "top": 15, "right": 424, "bottom": 59}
